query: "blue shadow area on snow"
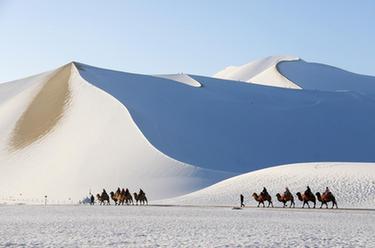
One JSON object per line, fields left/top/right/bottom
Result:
{"left": 77, "top": 63, "right": 375, "bottom": 173}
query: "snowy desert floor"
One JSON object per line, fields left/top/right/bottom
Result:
{"left": 0, "top": 205, "right": 374, "bottom": 247}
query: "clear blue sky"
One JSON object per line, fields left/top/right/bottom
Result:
{"left": 0, "top": 0, "right": 374, "bottom": 82}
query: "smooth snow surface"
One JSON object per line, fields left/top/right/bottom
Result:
{"left": 79, "top": 63, "right": 375, "bottom": 173}
{"left": 214, "top": 55, "right": 301, "bottom": 88}
{"left": 162, "top": 163, "right": 375, "bottom": 209}
{"left": 0, "top": 205, "right": 374, "bottom": 247}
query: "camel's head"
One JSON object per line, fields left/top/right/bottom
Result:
{"left": 296, "top": 192, "right": 301, "bottom": 197}
{"left": 276, "top": 193, "right": 281, "bottom": 198}
{"left": 96, "top": 194, "right": 100, "bottom": 198}
{"left": 315, "top": 192, "right": 321, "bottom": 197}
{"left": 252, "top": 192, "right": 257, "bottom": 198}
{"left": 110, "top": 191, "right": 114, "bottom": 196}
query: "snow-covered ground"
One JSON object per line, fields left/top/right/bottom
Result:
{"left": 0, "top": 205, "right": 374, "bottom": 247}
{"left": 161, "top": 163, "right": 375, "bottom": 209}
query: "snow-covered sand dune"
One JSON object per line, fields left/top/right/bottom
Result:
{"left": 214, "top": 55, "right": 301, "bottom": 88}
{"left": 215, "top": 55, "right": 375, "bottom": 94}
{"left": 0, "top": 63, "right": 231, "bottom": 202}
{"left": 161, "top": 163, "right": 375, "bottom": 209}
{"left": 78, "top": 63, "right": 375, "bottom": 173}
{"left": 0, "top": 56, "right": 375, "bottom": 203}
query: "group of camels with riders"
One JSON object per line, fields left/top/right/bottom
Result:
{"left": 251, "top": 186, "right": 338, "bottom": 209}
{"left": 94, "top": 188, "right": 148, "bottom": 205}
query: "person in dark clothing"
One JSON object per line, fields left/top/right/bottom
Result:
{"left": 305, "top": 186, "right": 312, "bottom": 196}
{"left": 139, "top": 189, "right": 145, "bottom": 196}
{"left": 240, "top": 194, "right": 245, "bottom": 208}
{"left": 262, "top": 187, "right": 268, "bottom": 196}
{"left": 90, "top": 194, "right": 95, "bottom": 205}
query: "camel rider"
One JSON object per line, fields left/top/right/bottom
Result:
{"left": 284, "top": 187, "right": 291, "bottom": 197}
{"left": 305, "top": 186, "right": 312, "bottom": 196}
{"left": 102, "top": 189, "right": 107, "bottom": 194}
{"left": 139, "top": 189, "right": 145, "bottom": 196}
{"left": 262, "top": 187, "right": 268, "bottom": 196}
{"left": 324, "top": 187, "right": 331, "bottom": 195}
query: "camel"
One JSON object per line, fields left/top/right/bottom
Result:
{"left": 296, "top": 192, "right": 316, "bottom": 208}
{"left": 110, "top": 191, "right": 119, "bottom": 205}
{"left": 124, "top": 188, "right": 133, "bottom": 205}
{"left": 117, "top": 189, "right": 126, "bottom": 205}
{"left": 134, "top": 192, "right": 148, "bottom": 205}
{"left": 97, "top": 191, "right": 110, "bottom": 205}
{"left": 252, "top": 192, "right": 273, "bottom": 208}
{"left": 276, "top": 193, "right": 295, "bottom": 208}
{"left": 316, "top": 192, "right": 338, "bottom": 209}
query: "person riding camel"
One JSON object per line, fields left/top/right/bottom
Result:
{"left": 324, "top": 187, "right": 331, "bottom": 196}
{"left": 284, "top": 187, "right": 291, "bottom": 197}
{"left": 139, "top": 188, "right": 145, "bottom": 196}
{"left": 102, "top": 189, "right": 107, "bottom": 194}
{"left": 261, "top": 187, "right": 269, "bottom": 197}
{"left": 305, "top": 186, "right": 312, "bottom": 197}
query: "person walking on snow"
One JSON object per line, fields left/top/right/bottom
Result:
{"left": 240, "top": 194, "right": 245, "bottom": 208}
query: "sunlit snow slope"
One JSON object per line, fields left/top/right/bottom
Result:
{"left": 0, "top": 63, "right": 231, "bottom": 203}
{"left": 214, "top": 55, "right": 300, "bottom": 88}
{"left": 161, "top": 163, "right": 375, "bottom": 208}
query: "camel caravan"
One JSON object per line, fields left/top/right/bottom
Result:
{"left": 249, "top": 186, "right": 338, "bottom": 209}
{"left": 93, "top": 188, "right": 148, "bottom": 206}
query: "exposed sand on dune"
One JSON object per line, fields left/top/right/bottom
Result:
{"left": 8, "top": 64, "right": 72, "bottom": 151}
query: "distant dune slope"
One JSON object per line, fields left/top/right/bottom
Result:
{"left": 214, "top": 55, "right": 300, "bottom": 88}
{"left": 278, "top": 60, "right": 375, "bottom": 94}
{"left": 78, "top": 63, "right": 375, "bottom": 173}
{"left": 160, "top": 162, "right": 375, "bottom": 208}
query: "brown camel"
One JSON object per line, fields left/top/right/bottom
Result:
{"left": 276, "top": 193, "right": 295, "bottom": 208}
{"left": 97, "top": 191, "right": 110, "bottom": 205}
{"left": 117, "top": 189, "right": 126, "bottom": 205}
{"left": 316, "top": 192, "right": 338, "bottom": 209}
{"left": 134, "top": 192, "right": 148, "bottom": 205}
{"left": 296, "top": 192, "right": 316, "bottom": 208}
{"left": 252, "top": 192, "right": 274, "bottom": 208}
{"left": 110, "top": 191, "right": 119, "bottom": 205}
